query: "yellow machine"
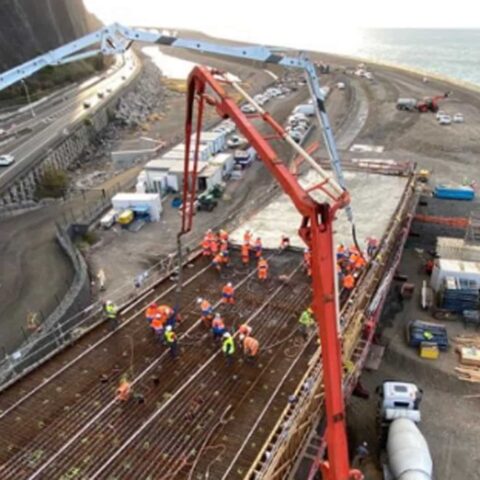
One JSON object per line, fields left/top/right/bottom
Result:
{"left": 117, "top": 209, "right": 134, "bottom": 225}
{"left": 418, "top": 169, "right": 430, "bottom": 183}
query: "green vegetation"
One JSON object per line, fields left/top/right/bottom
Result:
{"left": 0, "top": 55, "right": 110, "bottom": 106}
{"left": 35, "top": 166, "right": 69, "bottom": 199}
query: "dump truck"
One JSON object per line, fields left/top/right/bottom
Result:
{"left": 377, "top": 381, "right": 433, "bottom": 480}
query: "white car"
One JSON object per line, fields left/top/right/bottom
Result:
{"left": 0, "top": 154, "right": 14, "bottom": 166}
{"left": 436, "top": 110, "right": 446, "bottom": 120}
{"left": 227, "top": 135, "right": 247, "bottom": 148}
{"left": 453, "top": 113, "right": 464, "bottom": 123}
{"left": 241, "top": 104, "right": 255, "bottom": 114}
{"left": 438, "top": 115, "right": 452, "bottom": 126}
{"left": 253, "top": 94, "right": 268, "bottom": 105}
{"left": 288, "top": 130, "right": 303, "bottom": 143}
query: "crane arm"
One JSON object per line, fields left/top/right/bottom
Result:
{"left": 0, "top": 23, "right": 355, "bottom": 228}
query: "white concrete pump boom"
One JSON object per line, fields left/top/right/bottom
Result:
{"left": 0, "top": 22, "right": 354, "bottom": 223}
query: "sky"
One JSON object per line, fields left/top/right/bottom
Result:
{"left": 84, "top": 0, "right": 479, "bottom": 52}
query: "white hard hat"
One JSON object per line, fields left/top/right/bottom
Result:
{"left": 166, "top": 325, "right": 173, "bottom": 331}
{"left": 227, "top": 282, "right": 233, "bottom": 287}
{"left": 239, "top": 334, "right": 245, "bottom": 341}
{"left": 223, "top": 332, "right": 231, "bottom": 338}
{"left": 215, "top": 313, "right": 221, "bottom": 319}
{"left": 197, "top": 297, "right": 203, "bottom": 304}
{"left": 106, "top": 300, "right": 113, "bottom": 305}
{"left": 304, "top": 248, "right": 309, "bottom": 253}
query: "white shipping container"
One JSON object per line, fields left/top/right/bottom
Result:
{"left": 112, "top": 193, "right": 162, "bottom": 222}
{"left": 169, "top": 143, "right": 211, "bottom": 162}
{"left": 191, "top": 130, "right": 227, "bottom": 154}
{"left": 210, "top": 152, "right": 235, "bottom": 176}
{"left": 431, "top": 258, "right": 480, "bottom": 292}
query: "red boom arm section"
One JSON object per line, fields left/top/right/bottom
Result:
{"left": 180, "top": 66, "right": 362, "bottom": 480}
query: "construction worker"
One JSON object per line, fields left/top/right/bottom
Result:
{"left": 116, "top": 375, "right": 132, "bottom": 402}
{"left": 241, "top": 242, "right": 250, "bottom": 265}
{"left": 222, "top": 282, "right": 235, "bottom": 304}
{"left": 238, "top": 323, "right": 253, "bottom": 342}
{"left": 104, "top": 300, "right": 119, "bottom": 331}
{"left": 254, "top": 237, "right": 263, "bottom": 258}
{"left": 279, "top": 235, "right": 290, "bottom": 250}
{"left": 157, "top": 304, "right": 176, "bottom": 328}
{"left": 198, "top": 298, "right": 214, "bottom": 327}
{"left": 222, "top": 332, "right": 235, "bottom": 366}
{"left": 243, "top": 229, "right": 252, "bottom": 245}
{"left": 219, "top": 229, "right": 229, "bottom": 243}
{"left": 343, "top": 273, "right": 355, "bottom": 290}
{"left": 145, "top": 302, "right": 158, "bottom": 324}
{"left": 354, "top": 253, "right": 367, "bottom": 271}
{"left": 210, "top": 236, "right": 219, "bottom": 256}
{"left": 201, "top": 235, "right": 211, "bottom": 256}
{"left": 164, "top": 325, "right": 178, "bottom": 358}
{"left": 150, "top": 313, "right": 166, "bottom": 339}
{"left": 257, "top": 257, "right": 268, "bottom": 281}
{"left": 298, "top": 307, "right": 315, "bottom": 339}
{"left": 220, "top": 239, "right": 229, "bottom": 254}
{"left": 303, "top": 248, "right": 312, "bottom": 277}
{"left": 336, "top": 243, "right": 347, "bottom": 260}
{"left": 243, "top": 335, "right": 259, "bottom": 361}
{"left": 212, "top": 252, "right": 223, "bottom": 273}
{"left": 366, "top": 237, "right": 378, "bottom": 257}
{"left": 220, "top": 250, "right": 230, "bottom": 267}
{"left": 211, "top": 313, "right": 226, "bottom": 340}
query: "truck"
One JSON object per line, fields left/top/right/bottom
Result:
{"left": 396, "top": 92, "right": 450, "bottom": 113}
{"left": 376, "top": 381, "right": 433, "bottom": 480}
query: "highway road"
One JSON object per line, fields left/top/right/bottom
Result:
{"left": 0, "top": 50, "right": 141, "bottom": 192}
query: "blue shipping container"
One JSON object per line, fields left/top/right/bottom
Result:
{"left": 434, "top": 185, "right": 475, "bottom": 201}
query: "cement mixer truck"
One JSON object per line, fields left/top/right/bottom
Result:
{"left": 376, "top": 381, "right": 433, "bottom": 480}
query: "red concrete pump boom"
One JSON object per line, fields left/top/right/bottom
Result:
{"left": 179, "top": 66, "right": 363, "bottom": 480}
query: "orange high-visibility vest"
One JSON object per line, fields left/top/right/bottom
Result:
{"left": 238, "top": 324, "right": 252, "bottom": 336}
{"left": 117, "top": 381, "right": 131, "bottom": 401}
{"left": 151, "top": 316, "right": 165, "bottom": 330}
{"left": 243, "top": 336, "right": 259, "bottom": 356}
{"left": 145, "top": 305, "right": 157, "bottom": 319}
{"left": 157, "top": 305, "right": 173, "bottom": 319}
{"left": 343, "top": 274, "right": 355, "bottom": 289}
{"left": 241, "top": 244, "right": 250, "bottom": 256}
{"left": 223, "top": 285, "right": 234, "bottom": 296}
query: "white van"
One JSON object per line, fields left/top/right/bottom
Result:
{"left": 100, "top": 209, "right": 117, "bottom": 229}
{"left": 293, "top": 104, "right": 315, "bottom": 117}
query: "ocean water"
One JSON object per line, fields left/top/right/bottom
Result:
{"left": 322, "top": 29, "right": 480, "bottom": 86}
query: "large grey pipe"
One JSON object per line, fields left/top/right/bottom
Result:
{"left": 387, "top": 418, "right": 433, "bottom": 480}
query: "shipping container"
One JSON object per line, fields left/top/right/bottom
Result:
{"left": 112, "top": 193, "right": 162, "bottom": 222}
{"left": 434, "top": 184, "right": 475, "bottom": 200}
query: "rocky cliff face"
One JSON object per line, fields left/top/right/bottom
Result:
{"left": 0, "top": 0, "right": 101, "bottom": 70}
